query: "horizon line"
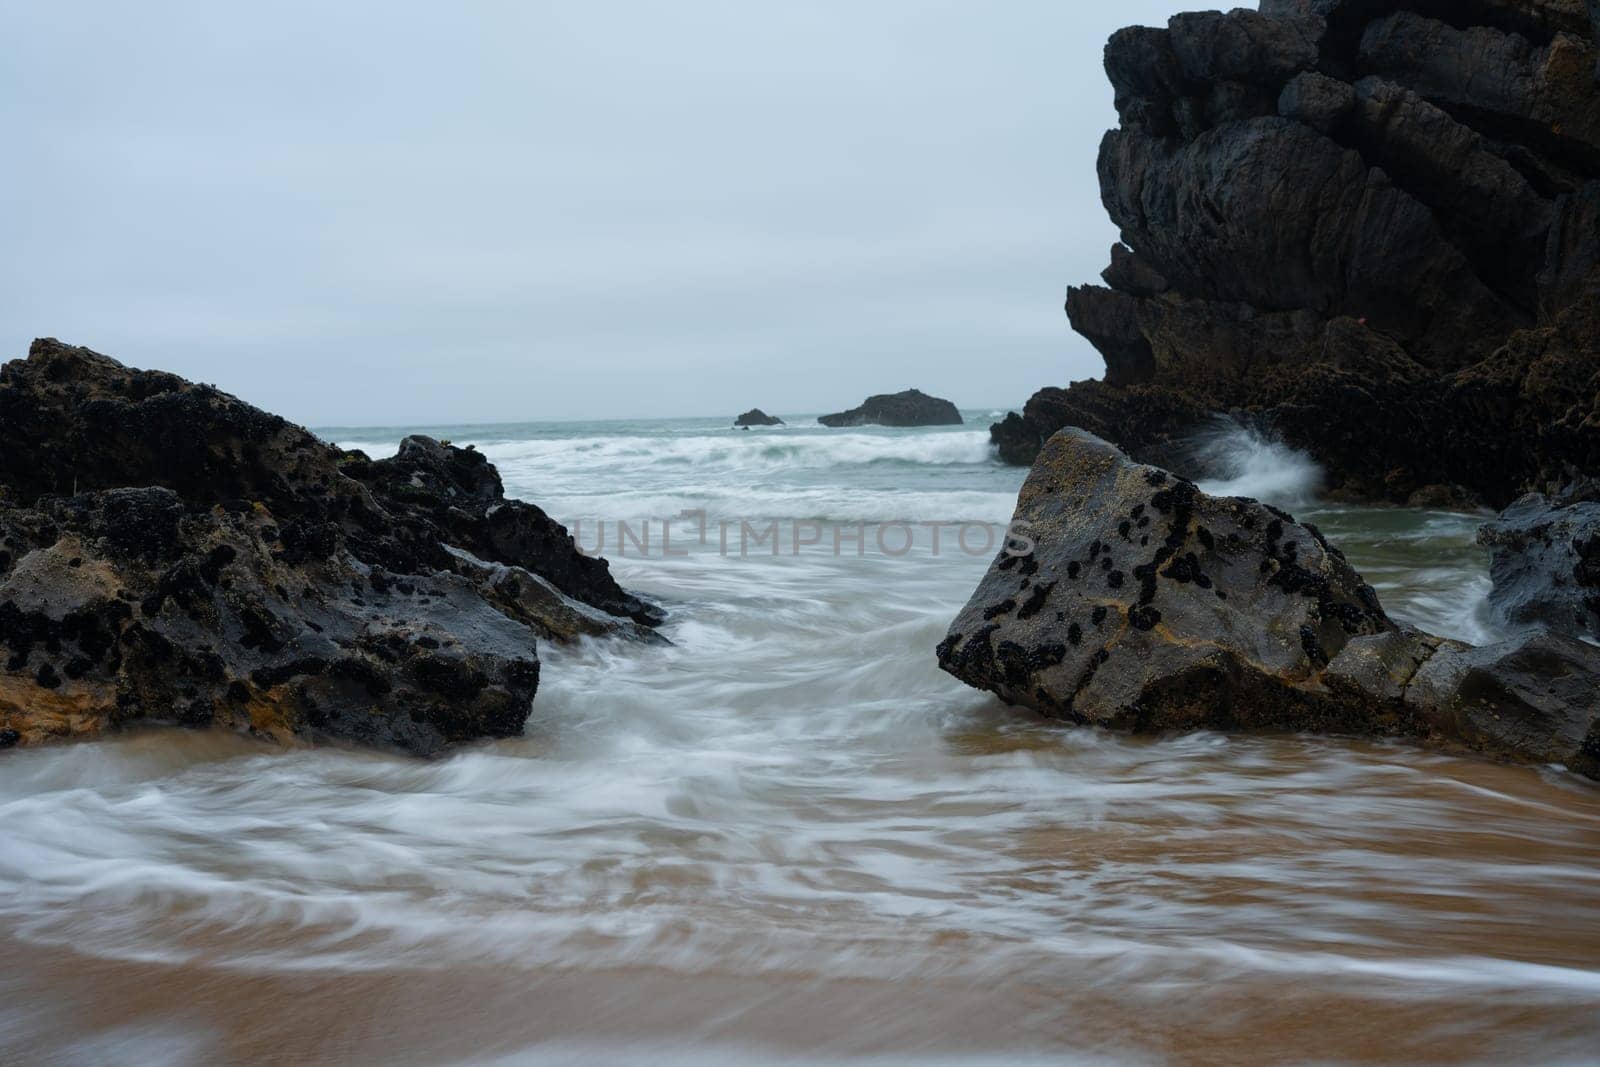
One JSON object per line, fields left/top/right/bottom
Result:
{"left": 312, "top": 406, "right": 1023, "bottom": 434}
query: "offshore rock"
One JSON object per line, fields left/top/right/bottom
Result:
{"left": 995, "top": 1, "right": 1600, "bottom": 509}
{"left": 940, "top": 430, "right": 1600, "bottom": 778}
{"left": 818, "top": 389, "right": 964, "bottom": 428}
{"left": 734, "top": 408, "right": 784, "bottom": 427}
{"left": 0, "top": 339, "right": 663, "bottom": 753}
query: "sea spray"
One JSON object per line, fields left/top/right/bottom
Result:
{"left": 1189, "top": 418, "right": 1324, "bottom": 508}
{"left": 1180, "top": 420, "right": 1505, "bottom": 643}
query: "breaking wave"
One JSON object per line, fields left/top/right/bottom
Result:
{"left": 1191, "top": 420, "right": 1324, "bottom": 509}
{"left": 342, "top": 431, "right": 997, "bottom": 476}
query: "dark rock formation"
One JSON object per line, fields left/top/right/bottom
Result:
{"left": 818, "top": 389, "right": 964, "bottom": 428}
{"left": 1397, "top": 629, "right": 1600, "bottom": 770}
{"left": 1479, "top": 493, "right": 1600, "bottom": 637}
{"left": 0, "top": 339, "right": 663, "bottom": 754}
{"left": 734, "top": 409, "right": 784, "bottom": 427}
{"left": 940, "top": 429, "right": 1600, "bottom": 778}
{"left": 0, "top": 488, "right": 541, "bottom": 754}
{"left": 340, "top": 435, "right": 662, "bottom": 628}
{"left": 995, "top": 0, "right": 1600, "bottom": 508}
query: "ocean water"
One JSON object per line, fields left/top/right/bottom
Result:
{"left": 2, "top": 413, "right": 1596, "bottom": 1066}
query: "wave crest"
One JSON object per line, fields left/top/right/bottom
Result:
{"left": 488, "top": 431, "right": 995, "bottom": 472}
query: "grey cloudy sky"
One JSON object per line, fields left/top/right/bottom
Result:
{"left": 4, "top": 0, "right": 1194, "bottom": 426}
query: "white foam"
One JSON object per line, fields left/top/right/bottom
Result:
{"left": 544, "top": 488, "right": 1021, "bottom": 527}
{"left": 1191, "top": 420, "right": 1324, "bottom": 509}
{"left": 343, "top": 431, "right": 997, "bottom": 474}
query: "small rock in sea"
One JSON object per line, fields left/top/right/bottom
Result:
{"left": 818, "top": 389, "right": 963, "bottom": 428}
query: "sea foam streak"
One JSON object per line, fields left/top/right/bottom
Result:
{"left": 4, "top": 416, "right": 1594, "bottom": 1065}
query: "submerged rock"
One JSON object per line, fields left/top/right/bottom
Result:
{"left": 818, "top": 389, "right": 964, "bottom": 428}
{"left": 734, "top": 408, "right": 784, "bottom": 427}
{"left": 995, "top": 1, "right": 1600, "bottom": 509}
{"left": 1479, "top": 494, "right": 1600, "bottom": 639}
{"left": 0, "top": 339, "right": 664, "bottom": 754}
{"left": 939, "top": 430, "right": 1600, "bottom": 779}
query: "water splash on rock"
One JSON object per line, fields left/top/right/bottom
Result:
{"left": 1191, "top": 419, "right": 1324, "bottom": 510}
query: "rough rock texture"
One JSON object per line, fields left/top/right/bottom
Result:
{"left": 1401, "top": 630, "right": 1600, "bottom": 770}
{"left": 734, "top": 408, "right": 784, "bottom": 427}
{"left": 0, "top": 339, "right": 663, "bottom": 754}
{"left": 339, "top": 435, "right": 663, "bottom": 628}
{"left": 995, "top": 0, "right": 1600, "bottom": 509}
{"left": 940, "top": 430, "right": 1600, "bottom": 778}
{"left": 818, "top": 389, "right": 964, "bottom": 428}
{"left": 0, "top": 489, "right": 541, "bottom": 754}
{"left": 1479, "top": 493, "right": 1600, "bottom": 637}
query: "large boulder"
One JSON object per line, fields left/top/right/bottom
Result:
{"left": 818, "top": 389, "right": 964, "bottom": 428}
{"left": 1479, "top": 494, "right": 1600, "bottom": 638}
{"left": 994, "top": 1, "right": 1600, "bottom": 509}
{"left": 940, "top": 430, "right": 1600, "bottom": 778}
{"left": 0, "top": 488, "right": 539, "bottom": 754}
{"left": 939, "top": 428, "right": 1397, "bottom": 732}
{"left": 734, "top": 408, "right": 784, "bottom": 427}
{"left": 0, "top": 341, "right": 660, "bottom": 630}
{"left": 0, "top": 340, "right": 663, "bottom": 754}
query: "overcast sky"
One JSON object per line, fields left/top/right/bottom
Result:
{"left": 4, "top": 1, "right": 1195, "bottom": 426}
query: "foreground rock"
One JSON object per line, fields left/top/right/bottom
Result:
{"left": 0, "top": 488, "right": 540, "bottom": 753}
{"left": 939, "top": 430, "right": 1600, "bottom": 778}
{"left": 818, "top": 389, "right": 963, "bottom": 428}
{"left": 995, "top": 1, "right": 1600, "bottom": 509}
{"left": 734, "top": 408, "right": 784, "bottom": 427}
{"left": 1480, "top": 494, "right": 1600, "bottom": 639}
{"left": 0, "top": 339, "right": 663, "bottom": 754}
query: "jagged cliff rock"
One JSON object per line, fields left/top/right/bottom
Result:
{"left": 0, "top": 339, "right": 662, "bottom": 754}
{"left": 941, "top": 429, "right": 1600, "bottom": 778}
{"left": 995, "top": 0, "right": 1600, "bottom": 508}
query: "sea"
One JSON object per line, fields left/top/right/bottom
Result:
{"left": 2, "top": 412, "right": 1597, "bottom": 1066}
